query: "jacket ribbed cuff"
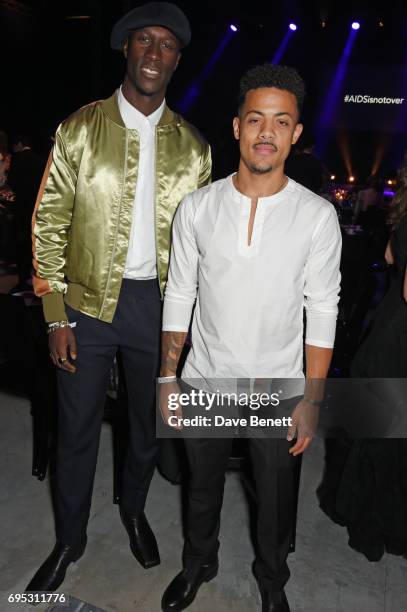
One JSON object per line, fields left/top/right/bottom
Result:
{"left": 42, "top": 293, "right": 67, "bottom": 323}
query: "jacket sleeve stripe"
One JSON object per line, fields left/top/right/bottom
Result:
{"left": 32, "top": 150, "right": 53, "bottom": 297}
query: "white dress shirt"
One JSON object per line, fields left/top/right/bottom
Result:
{"left": 117, "top": 87, "right": 164, "bottom": 279}
{"left": 163, "top": 174, "right": 342, "bottom": 383}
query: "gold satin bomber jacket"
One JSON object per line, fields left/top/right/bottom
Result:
{"left": 32, "top": 92, "right": 211, "bottom": 323}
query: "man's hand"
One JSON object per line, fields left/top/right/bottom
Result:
{"left": 158, "top": 380, "right": 183, "bottom": 430}
{"left": 287, "top": 399, "right": 320, "bottom": 456}
{"left": 49, "top": 327, "right": 77, "bottom": 373}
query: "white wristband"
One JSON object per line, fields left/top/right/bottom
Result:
{"left": 157, "top": 376, "right": 177, "bottom": 384}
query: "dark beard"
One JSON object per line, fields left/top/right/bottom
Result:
{"left": 248, "top": 162, "right": 274, "bottom": 174}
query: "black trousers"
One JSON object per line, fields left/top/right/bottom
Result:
{"left": 55, "top": 279, "right": 161, "bottom": 545}
{"left": 183, "top": 430, "right": 299, "bottom": 593}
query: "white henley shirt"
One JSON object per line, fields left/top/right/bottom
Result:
{"left": 163, "top": 174, "right": 342, "bottom": 382}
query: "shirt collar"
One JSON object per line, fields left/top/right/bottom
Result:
{"left": 227, "top": 173, "right": 292, "bottom": 205}
{"left": 117, "top": 87, "right": 165, "bottom": 131}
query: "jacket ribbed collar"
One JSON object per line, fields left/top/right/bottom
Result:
{"left": 101, "top": 91, "right": 175, "bottom": 128}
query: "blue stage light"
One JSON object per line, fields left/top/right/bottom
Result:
{"left": 178, "top": 27, "right": 237, "bottom": 112}
{"left": 315, "top": 22, "right": 359, "bottom": 156}
{"left": 351, "top": 22, "right": 360, "bottom": 30}
{"left": 289, "top": 23, "right": 297, "bottom": 31}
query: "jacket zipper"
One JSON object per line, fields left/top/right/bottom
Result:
{"left": 100, "top": 131, "right": 129, "bottom": 316}
{"left": 154, "top": 126, "right": 163, "bottom": 299}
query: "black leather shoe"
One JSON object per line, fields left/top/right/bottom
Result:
{"left": 161, "top": 562, "right": 218, "bottom": 611}
{"left": 120, "top": 507, "right": 160, "bottom": 569}
{"left": 260, "top": 588, "right": 290, "bottom": 612}
{"left": 25, "top": 538, "right": 87, "bottom": 593}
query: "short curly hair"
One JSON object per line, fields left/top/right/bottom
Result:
{"left": 238, "top": 63, "right": 306, "bottom": 117}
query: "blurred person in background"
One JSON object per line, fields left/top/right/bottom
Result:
{"left": 285, "top": 137, "right": 325, "bottom": 194}
{"left": 353, "top": 175, "right": 383, "bottom": 220}
{"left": 7, "top": 133, "right": 44, "bottom": 291}
{"left": 0, "top": 130, "right": 11, "bottom": 188}
{"left": 319, "top": 153, "right": 407, "bottom": 561}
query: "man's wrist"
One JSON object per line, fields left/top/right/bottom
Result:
{"left": 47, "top": 320, "right": 76, "bottom": 334}
{"left": 302, "top": 396, "right": 322, "bottom": 407}
{"left": 159, "top": 367, "right": 177, "bottom": 377}
{"left": 157, "top": 375, "right": 177, "bottom": 383}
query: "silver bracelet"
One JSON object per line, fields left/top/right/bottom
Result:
{"left": 157, "top": 375, "right": 177, "bottom": 384}
{"left": 47, "top": 320, "right": 76, "bottom": 334}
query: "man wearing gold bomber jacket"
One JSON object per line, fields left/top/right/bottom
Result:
{"left": 26, "top": 2, "right": 211, "bottom": 594}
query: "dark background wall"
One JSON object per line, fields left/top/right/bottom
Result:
{"left": 1, "top": 0, "right": 406, "bottom": 180}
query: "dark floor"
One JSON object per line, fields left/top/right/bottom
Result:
{"left": 1, "top": 390, "right": 407, "bottom": 612}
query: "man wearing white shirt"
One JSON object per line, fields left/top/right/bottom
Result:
{"left": 119, "top": 87, "right": 165, "bottom": 280}
{"left": 27, "top": 2, "right": 211, "bottom": 594}
{"left": 159, "top": 64, "right": 341, "bottom": 611}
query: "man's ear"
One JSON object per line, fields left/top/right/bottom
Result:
{"left": 292, "top": 122, "right": 303, "bottom": 145}
{"left": 174, "top": 51, "right": 181, "bottom": 72}
{"left": 233, "top": 116, "right": 240, "bottom": 141}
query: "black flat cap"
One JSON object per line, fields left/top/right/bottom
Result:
{"left": 111, "top": 2, "right": 191, "bottom": 50}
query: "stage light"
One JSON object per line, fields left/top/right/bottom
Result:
{"left": 387, "top": 179, "right": 394, "bottom": 185}
{"left": 321, "top": 21, "right": 326, "bottom": 28}
{"left": 348, "top": 175, "right": 355, "bottom": 182}
{"left": 330, "top": 174, "right": 336, "bottom": 180}
{"left": 271, "top": 23, "right": 297, "bottom": 63}
{"left": 178, "top": 26, "right": 236, "bottom": 112}
{"left": 379, "top": 21, "right": 384, "bottom": 27}
{"left": 351, "top": 22, "right": 360, "bottom": 30}
{"left": 315, "top": 22, "right": 358, "bottom": 157}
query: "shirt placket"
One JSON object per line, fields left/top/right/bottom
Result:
{"left": 238, "top": 199, "right": 265, "bottom": 258}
